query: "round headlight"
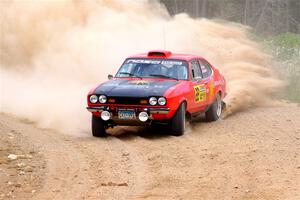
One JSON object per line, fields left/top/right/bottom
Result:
{"left": 149, "top": 97, "right": 157, "bottom": 105}
{"left": 89, "top": 95, "right": 98, "bottom": 103}
{"left": 99, "top": 95, "right": 107, "bottom": 103}
{"left": 101, "top": 111, "right": 111, "bottom": 121}
{"left": 158, "top": 97, "right": 166, "bottom": 106}
{"left": 138, "top": 112, "right": 149, "bottom": 122}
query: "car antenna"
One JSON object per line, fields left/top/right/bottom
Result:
{"left": 162, "top": 23, "right": 166, "bottom": 49}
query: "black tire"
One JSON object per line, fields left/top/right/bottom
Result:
{"left": 205, "top": 93, "right": 222, "bottom": 122}
{"left": 92, "top": 115, "right": 107, "bottom": 137}
{"left": 170, "top": 103, "right": 186, "bottom": 136}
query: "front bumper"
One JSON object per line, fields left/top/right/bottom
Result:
{"left": 86, "top": 106, "right": 170, "bottom": 115}
{"left": 86, "top": 106, "right": 171, "bottom": 124}
{"left": 86, "top": 106, "right": 105, "bottom": 112}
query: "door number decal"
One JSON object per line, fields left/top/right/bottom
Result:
{"left": 194, "top": 85, "right": 206, "bottom": 102}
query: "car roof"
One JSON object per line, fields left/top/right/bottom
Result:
{"left": 127, "top": 50, "right": 204, "bottom": 61}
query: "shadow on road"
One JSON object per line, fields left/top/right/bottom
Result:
{"left": 108, "top": 115, "right": 208, "bottom": 140}
{"left": 109, "top": 125, "right": 171, "bottom": 140}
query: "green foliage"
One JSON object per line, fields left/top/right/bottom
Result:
{"left": 270, "top": 33, "right": 300, "bottom": 48}
{"left": 264, "top": 33, "right": 300, "bottom": 60}
{"left": 261, "top": 32, "right": 300, "bottom": 102}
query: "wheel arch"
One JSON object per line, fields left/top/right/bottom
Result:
{"left": 179, "top": 99, "right": 191, "bottom": 120}
{"left": 214, "top": 88, "right": 223, "bottom": 100}
{"left": 178, "top": 97, "right": 187, "bottom": 110}
{"left": 217, "top": 90, "right": 222, "bottom": 97}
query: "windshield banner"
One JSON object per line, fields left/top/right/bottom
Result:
{"left": 126, "top": 59, "right": 183, "bottom": 65}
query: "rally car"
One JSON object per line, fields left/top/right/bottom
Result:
{"left": 87, "top": 50, "right": 226, "bottom": 137}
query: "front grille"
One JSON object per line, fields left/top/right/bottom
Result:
{"left": 108, "top": 97, "right": 148, "bottom": 105}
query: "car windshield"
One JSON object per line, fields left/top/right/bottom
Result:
{"left": 115, "top": 58, "right": 188, "bottom": 80}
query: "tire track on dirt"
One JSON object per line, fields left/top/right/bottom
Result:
{"left": 1, "top": 104, "right": 300, "bottom": 200}
{"left": 72, "top": 135, "right": 151, "bottom": 200}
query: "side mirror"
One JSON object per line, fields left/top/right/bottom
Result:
{"left": 108, "top": 74, "right": 113, "bottom": 80}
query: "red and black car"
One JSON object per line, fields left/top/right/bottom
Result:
{"left": 87, "top": 50, "right": 226, "bottom": 137}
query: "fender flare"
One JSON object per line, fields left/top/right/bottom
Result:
{"left": 178, "top": 97, "right": 187, "bottom": 110}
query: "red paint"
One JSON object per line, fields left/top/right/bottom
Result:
{"left": 87, "top": 51, "right": 226, "bottom": 121}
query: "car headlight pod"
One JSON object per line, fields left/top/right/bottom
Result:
{"left": 138, "top": 112, "right": 149, "bottom": 122}
{"left": 89, "top": 95, "right": 98, "bottom": 103}
{"left": 149, "top": 97, "right": 157, "bottom": 105}
{"left": 101, "top": 111, "right": 111, "bottom": 121}
{"left": 99, "top": 95, "right": 107, "bottom": 103}
{"left": 158, "top": 97, "right": 166, "bottom": 105}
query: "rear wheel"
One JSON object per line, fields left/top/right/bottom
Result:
{"left": 170, "top": 103, "right": 186, "bottom": 136}
{"left": 205, "top": 93, "right": 222, "bottom": 122}
{"left": 92, "top": 115, "right": 107, "bottom": 137}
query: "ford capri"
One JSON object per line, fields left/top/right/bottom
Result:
{"left": 87, "top": 50, "right": 226, "bottom": 137}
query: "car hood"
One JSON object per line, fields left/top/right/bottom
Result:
{"left": 94, "top": 79, "right": 179, "bottom": 97}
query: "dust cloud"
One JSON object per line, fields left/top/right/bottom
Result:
{"left": 0, "top": 0, "right": 282, "bottom": 134}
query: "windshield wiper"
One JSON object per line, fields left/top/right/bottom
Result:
{"left": 119, "top": 72, "right": 142, "bottom": 79}
{"left": 149, "top": 74, "right": 178, "bottom": 81}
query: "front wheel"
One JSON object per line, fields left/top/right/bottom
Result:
{"left": 205, "top": 93, "right": 222, "bottom": 122}
{"left": 92, "top": 115, "right": 107, "bottom": 137}
{"left": 170, "top": 103, "right": 186, "bottom": 136}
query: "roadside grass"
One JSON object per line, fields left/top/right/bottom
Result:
{"left": 257, "top": 32, "right": 300, "bottom": 103}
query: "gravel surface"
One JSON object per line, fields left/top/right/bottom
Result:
{"left": 0, "top": 104, "right": 300, "bottom": 200}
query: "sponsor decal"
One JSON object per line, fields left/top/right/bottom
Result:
{"left": 194, "top": 84, "right": 206, "bottom": 102}
{"left": 209, "top": 82, "right": 214, "bottom": 98}
{"left": 126, "top": 59, "right": 183, "bottom": 66}
{"left": 129, "top": 80, "right": 150, "bottom": 85}
{"left": 214, "top": 80, "right": 223, "bottom": 86}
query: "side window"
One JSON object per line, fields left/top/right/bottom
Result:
{"left": 199, "top": 60, "right": 212, "bottom": 78}
{"left": 190, "top": 60, "right": 202, "bottom": 80}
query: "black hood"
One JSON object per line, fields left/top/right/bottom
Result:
{"left": 94, "top": 79, "right": 179, "bottom": 97}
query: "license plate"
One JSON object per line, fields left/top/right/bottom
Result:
{"left": 118, "top": 110, "right": 136, "bottom": 120}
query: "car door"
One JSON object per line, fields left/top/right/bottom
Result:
{"left": 189, "top": 60, "right": 208, "bottom": 112}
{"left": 199, "top": 59, "right": 214, "bottom": 105}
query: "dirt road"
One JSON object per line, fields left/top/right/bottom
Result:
{"left": 1, "top": 104, "right": 300, "bottom": 200}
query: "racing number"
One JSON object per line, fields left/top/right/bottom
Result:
{"left": 194, "top": 85, "right": 206, "bottom": 102}
{"left": 194, "top": 86, "right": 200, "bottom": 102}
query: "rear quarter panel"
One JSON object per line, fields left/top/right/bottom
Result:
{"left": 211, "top": 67, "right": 226, "bottom": 100}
